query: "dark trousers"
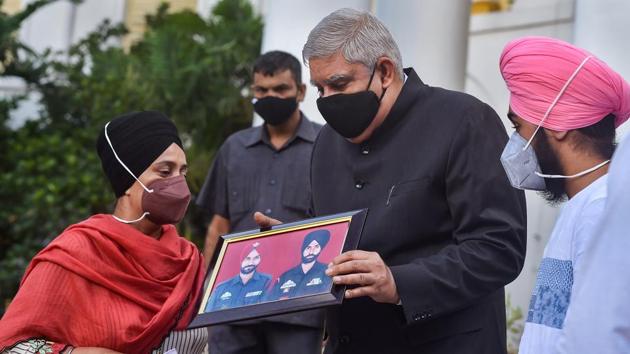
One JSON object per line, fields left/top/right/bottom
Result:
{"left": 208, "top": 322, "right": 324, "bottom": 354}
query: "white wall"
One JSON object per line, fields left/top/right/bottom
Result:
{"left": 20, "top": 0, "right": 76, "bottom": 54}
{"left": 574, "top": 0, "right": 630, "bottom": 139}
{"left": 4, "top": 0, "right": 125, "bottom": 128}
{"left": 377, "top": 0, "right": 471, "bottom": 91}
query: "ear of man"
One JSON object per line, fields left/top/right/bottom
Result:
{"left": 297, "top": 83, "right": 307, "bottom": 102}
{"left": 376, "top": 56, "right": 397, "bottom": 90}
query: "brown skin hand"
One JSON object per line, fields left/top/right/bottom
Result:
{"left": 252, "top": 69, "right": 306, "bottom": 149}
{"left": 326, "top": 250, "right": 400, "bottom": 304}
{"left": 308, "top": 53, "right": 404, "bottom": 144}
{"left": 253, "top": 211, "right": 282, "bottom": 228}
{"left": 507, "top": 110, "right": 609, "bottom": 198}
{"left": 112, "top": 143, "right": 188, "bottom": 239}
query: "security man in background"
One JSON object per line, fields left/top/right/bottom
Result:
{"left": 197, "top": 50, "right": 323, "bottom": 354}
{"left": 269, "top": 229, "right": 333, "bottom": 300}
{"left": 206, "top": 242, "right": 271, "bottom": 311}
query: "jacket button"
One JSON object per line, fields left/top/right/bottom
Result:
{"left": 355, "top": 181, "right": 365, "bottom": 189}
{"left": 413, "top": 314, "right": 421, "bottom": 321}
{"left": 339, "top": 334, "right": 351, "bottom": 344}
{"left": 361, "top": 145, "right": 370, "bottom": 155}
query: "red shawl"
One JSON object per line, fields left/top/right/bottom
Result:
{"left": 0, "top": 214, "right": 206, "bottom": 353}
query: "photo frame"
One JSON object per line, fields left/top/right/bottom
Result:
{"left": 188, "top": 209, "right": 367, "bottom": 328}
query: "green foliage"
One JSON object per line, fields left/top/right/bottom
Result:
{"left": 506, "top": 294, "right": 524, "bottom": 354}
{"left": 0, "top": 121, "right": 112, "bottom": 309}
{"left": 0, "top": 0, "right": 263, "bottom": 312}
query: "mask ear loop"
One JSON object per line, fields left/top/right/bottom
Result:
{"left": 112, "top": 213, "right": 148, "bottom": 224}
{"left": 365, "top": 62, "right": 378, "bottom": 91}
{"left": 104, "top": 121, "right": 152, "bottom": 223}
{"left": 523, "top": 55, "right": 593, "bottom": 150}
{"left": 536, "top": 159, "right": 609, "bottom": 179}
{"left": 366, "top": 62, "right": 388, "bottom": 102}
{"left": 104, "top": 121, "right": 154, "bottom": 193}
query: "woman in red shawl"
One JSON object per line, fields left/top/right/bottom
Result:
{"left": 0, "top": 111, "right": 207, "bottom": 354}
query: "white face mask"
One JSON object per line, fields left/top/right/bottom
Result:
{"left": 500, "top": 132, "right": 546, "bottom": 191}
{"left": 500, "top": 55, "right": 610, "bottom": 191}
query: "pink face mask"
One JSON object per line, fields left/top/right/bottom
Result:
{"left": 141, "top": 175, "right": 191, "bottom": 225}
{"left": 104, "top": 121, "right": 191, "bottom": 225}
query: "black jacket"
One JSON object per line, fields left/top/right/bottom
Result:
{"left": 311, "top": 68, "right": 527, "bottom": 354}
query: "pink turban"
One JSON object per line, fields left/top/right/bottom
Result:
{"left": 500, "top": 36, "right": 630, "bottom": 131}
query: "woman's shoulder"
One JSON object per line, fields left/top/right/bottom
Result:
{"left": 38, "top": 214, "right": 114, "bottom": 260}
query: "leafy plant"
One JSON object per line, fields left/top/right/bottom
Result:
{"left": 506, "top": 294, "right": 524, "bottom": 354}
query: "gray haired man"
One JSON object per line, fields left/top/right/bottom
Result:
{"left": 258, "top": 8, "right": 528, "bottom": 354}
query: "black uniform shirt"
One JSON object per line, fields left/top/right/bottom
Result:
{"left": 268, "top": 262, "right": 332, "bottom": 300}
{"left": 206, "top": 271, "right": 272, "bottom": 311}
{"left": 197, "top": 114, "right": 321, "bottom": 232}
{"left": 311, "top": 68, "right": 527, "bottom": 353}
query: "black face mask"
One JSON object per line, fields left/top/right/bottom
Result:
{"left": 316, "top": 65, "right": 387, "bottom": 139}
{"left": 253, "top": 96, "right": 298, "bottom": 126}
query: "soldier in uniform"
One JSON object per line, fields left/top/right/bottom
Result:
{"left": 206, "top": 242, "right": 272, "bottom": 311}
{"left": 270, "top": 230, "right": 332, "bottom": 300}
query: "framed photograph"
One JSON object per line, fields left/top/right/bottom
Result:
{"left": 188, "top": 209, "right": 367, "bottom": 328}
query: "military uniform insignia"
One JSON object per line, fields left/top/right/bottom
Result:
{"left": 280, "top": 279, "right": 297, "bottom": 293}
{"left": 245, "top": 290, "right": 263, "bottom": 297}
{"left": 306, "top": 277, "right": 322, "bottom": 286}
{"left": 220, "top": 291, "right": 232, "bottom": 300}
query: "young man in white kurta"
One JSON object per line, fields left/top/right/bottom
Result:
{"left": 519, "top": 175, "right": 606, "bottom": 353}
{"left": 498, "top": 36, "right": 630, "bottom": 354}
{"left": 557, "top": 135, "right": 630, "bottom": 354}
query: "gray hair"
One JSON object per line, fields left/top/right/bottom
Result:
{"left": 302, "top": 8, "right": 403, "bottom": 79}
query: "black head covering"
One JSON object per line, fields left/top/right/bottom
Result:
{"left": 301, "top": 229, "right": 331, "bottom": 252}
{"left": 96, "top": 111, "right": 183, "bottom": 197}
